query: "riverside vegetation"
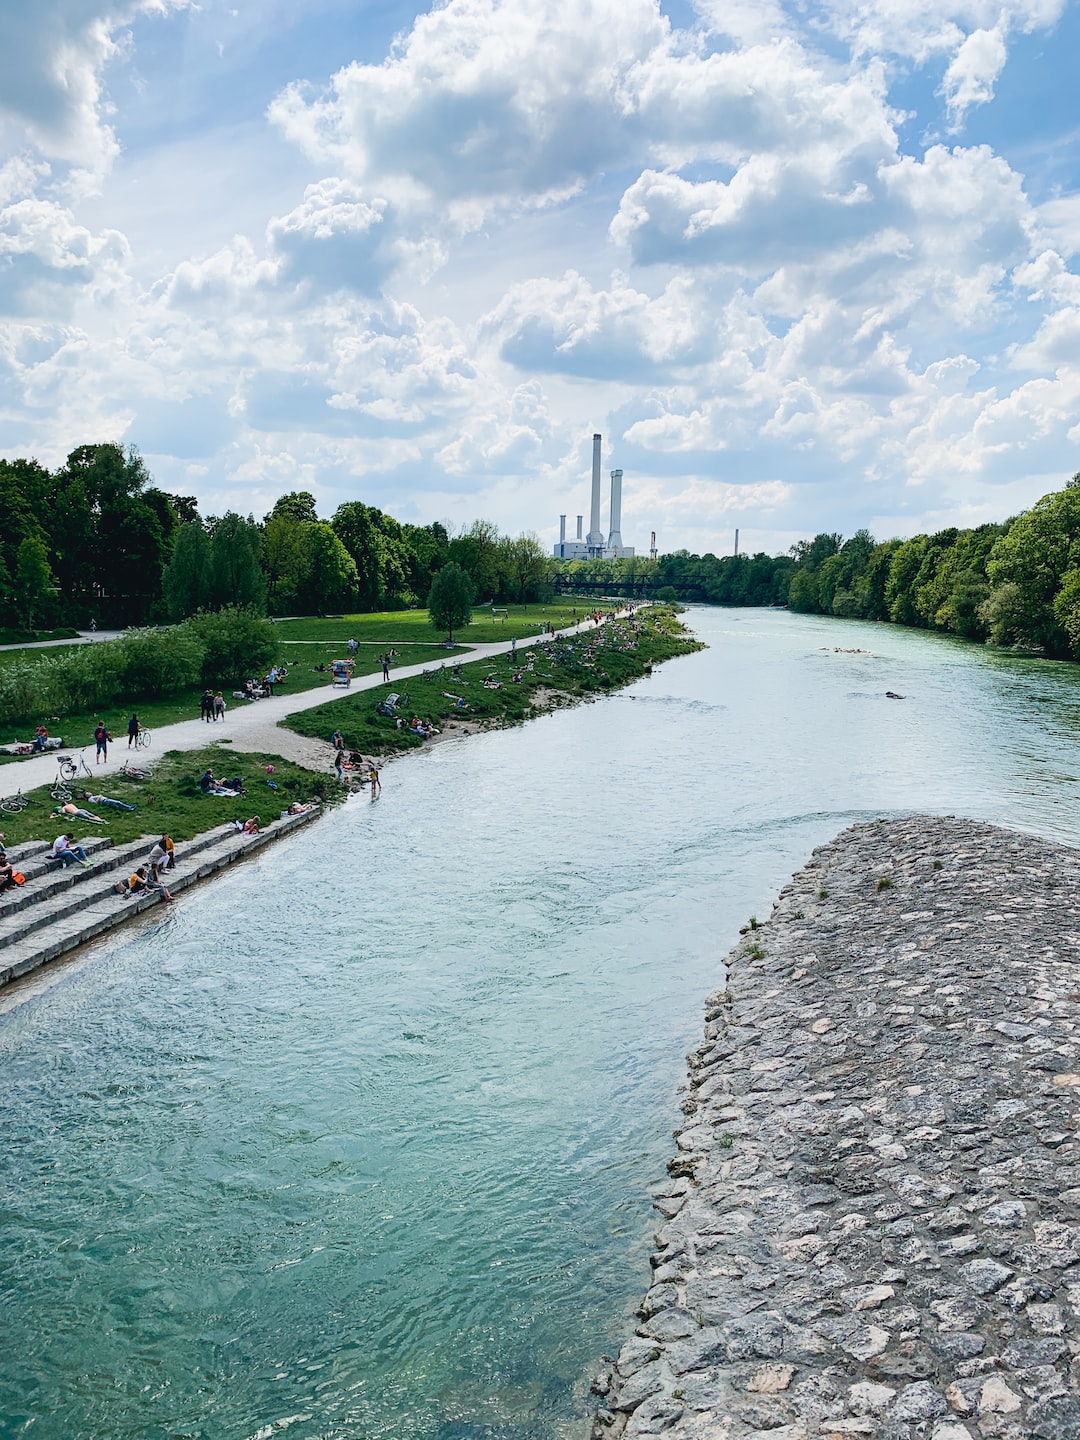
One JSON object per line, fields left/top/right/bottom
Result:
{"left": 0, "top": 600, "right": 599, "bottom": 755}
{"left": 6, "top": 437, "right": 1080, "bottom": 666}
{"left": 283, "top": 606, "right": 702, "bottom": 757}
{"left": 0, "top": 745, "right": 337, "bottom": 852}
{"left": 1, "top": 608, "right": 697, "bottom": 847}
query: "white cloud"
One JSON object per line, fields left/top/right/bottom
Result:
{"left": 816, "top": 0, "right": 1064, "bottom": 65}
{"left": 269, "top": 0, "right": 671, "bottom": 215}
{"left": 0, "top": 1, "right": 189, "bottom": 180}
{"left": 941, "top": 25, "right": 1007, "bottom": 123}
{"left": 1, "top": 0, "right": 1079, "bottom": 555}
{"left": 0, "top": 192, "right": 131, "bottom": 317}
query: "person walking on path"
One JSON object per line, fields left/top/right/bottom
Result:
{"left": 214, "top": 692, "right": 226, "bottom": 721}
{"left": 382, "top": 654, "right": 390, "bottom": 681}
{"left": 201, "top": 689, "right": 214, "bottom": 722}
{"left": 94, "top": 721, "right": 110, "bottom": 764}
{"left": 127, "top": 713, "right": 139, "bottom": 748}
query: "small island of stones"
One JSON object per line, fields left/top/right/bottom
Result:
{"left": 591, "top": 816, "right": 1080, "bottom": 1440}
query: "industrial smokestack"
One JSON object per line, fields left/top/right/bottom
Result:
{"left": 576, "top": 515, "right": 583, "bottom": 540}
{"left": 586, "top": 433, "right": 604, "bottom": 553}
{"left": 559, "top": 515, "right": 566, "bottom": 546}
{"left": 607, "top": 469, "right": 623, "bottom": 554}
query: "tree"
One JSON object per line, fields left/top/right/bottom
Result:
{"left": 427, "top": 562, "right": 474, "bottom": 643}
{"left": 986, "top": 479, "right": 1080, "bottom": 656}
{"left": 182, "top": 608, "right": 278, "bottom": 686}
{"left": 263, "top": 512, "right": 308, "bottom": 614}
{"left": 503, "top": 533, "right": 551, "bottom": 603}
{"left": 269, "top": 491, "right": 319, "bottom": 526}
{"left": 209, "top": 513, "right": 266, "bottom": 613}
{"left": 15, "top": 536, "right": 54, "bottom": 630}
{"left": 162, "top": 522, "right": 213, "bottom": 620}
{"left": 301, "top": 523, "right": 359, "bottom": 614}
{"left": 448, "top": 519, "right": 504, "bottom": 600}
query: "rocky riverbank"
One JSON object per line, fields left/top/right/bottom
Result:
{"left": 591, "top": 816, "right": 1080, "bottom": 1440}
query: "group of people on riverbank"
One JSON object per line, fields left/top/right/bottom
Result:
{"left": 330, "top": 729, "right": 382, "bottom": 794}
{"left": 112, "top": 833, "right": 175, "bottom": 902}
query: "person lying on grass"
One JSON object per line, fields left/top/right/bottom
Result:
{"left": 84, "top": 792, "right": 137, "bottom": 811}
{"left": 52, "top": 802, "right": 105, "bottom": 824}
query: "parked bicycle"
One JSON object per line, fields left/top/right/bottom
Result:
{"left": 0, "top": 788, "right": 33, "bottom": 813}
{"left": 56, "top": 751, "right": 94, "bottom": 783}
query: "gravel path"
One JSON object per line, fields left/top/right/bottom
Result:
{"left": 592, "top": 816, "right": 1080, "bottom": 1440}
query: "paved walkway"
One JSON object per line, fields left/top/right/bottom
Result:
{"left": 0, "top": 631, "right": 124, "bottom": 653}
{"left": 0, "top": 614, "right": 621, "bottom": 793}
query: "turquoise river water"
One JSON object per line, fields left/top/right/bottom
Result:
{"left": 4, "top": 607, "right": 1080, "bottom": 1440}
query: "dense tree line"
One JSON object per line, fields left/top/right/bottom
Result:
{"left": 0, "top": 444, "right": 181, "bottom": 632}
{"left": 0, "top": 443, "right": 553, "bottom": 630}
{"left": 587, "top": 472, "right": 1080, "bottom": 660}
{"left": 8, "top": 440, "right": 1080, "bottom": 661}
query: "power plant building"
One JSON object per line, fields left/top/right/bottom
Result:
{"left": 553, "top": 434, "right": 635, "bottom": 560}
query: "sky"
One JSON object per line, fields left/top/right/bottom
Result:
{"left": 0, "top": 0, "right": 1078, "bottom": 558}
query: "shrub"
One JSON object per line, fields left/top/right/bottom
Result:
{"left": 113, "top": 627, "right": 205, "bottom": 699}
{"left": 180, "top": 608, "right": 277, "bottom": 686}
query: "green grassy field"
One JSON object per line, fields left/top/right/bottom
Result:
{"left": 273, "top": 599, "right": 598, "bottom": 645}
{"left": 0, "top": 643, "right": 85, "bottom": 669}
{"left": 0, "top": 744, "right": 339, "bottom": 849}
{"left": 283, "top": 607, "right": 702, "bottom": 758}
{"left": 0, "top": 642, "right": 461, "bottom": 763}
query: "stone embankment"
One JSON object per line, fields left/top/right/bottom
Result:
{"left": 592, "top": 817, "right": 1080, "bottom": 1440}
{"left": 0, "top": 807, "right": 320, "bottom": 989}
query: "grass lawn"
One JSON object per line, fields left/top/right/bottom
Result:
{"left": 0, "top": 744, "right": 339, "bottom": 850}
{"left": 0, "top": 642, "right": 462, "bottom": 764}
{"left": 283, "top": 607, "right": 703, "bottom": 758}
{"left": 273, "top": 599, "right": 598, "bottom": 646}
{"left": 0, "top": 644, "right": 85, "bottom": 669}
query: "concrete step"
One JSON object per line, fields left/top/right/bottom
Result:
{"left": 1, "top": 836, "right": 113, "bottom": 885}
{"left": 0, "top": 838, "right": 136, "bottom": 929}
{"left": 0, "top": 826, "right": 241, "bottom": 947}
{"left": 0, "top": 809, "right": 320, "bottom": 987}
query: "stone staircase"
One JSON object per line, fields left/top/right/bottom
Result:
{"left": 0, "top": 808, "right": 320, "bottom": 988}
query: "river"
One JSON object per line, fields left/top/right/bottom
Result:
{"left": 3, "top": 607, "right": 1080, "bottom": 1440}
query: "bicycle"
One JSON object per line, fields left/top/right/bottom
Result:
{"left": 1, "top": 789, "right": 32, "bottom": 813}
{"left": 57, "top": 751, "right": 94, "bottom": 784}
{"left": 136, "top": 726, "right": 152, "bottom": 749}
{"left": 119, "top": 760, "right": 154, "bottom": 780}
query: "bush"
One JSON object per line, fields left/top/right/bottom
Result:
{"left": 180, "top": 607, "right": 278, "bottom": 686}
{"left": 113, "top": 628, "right": 205, "bottom": 700}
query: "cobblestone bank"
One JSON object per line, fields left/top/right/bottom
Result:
{"left": 591, "top": 817, "right": 1080, "bottom": 1440}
